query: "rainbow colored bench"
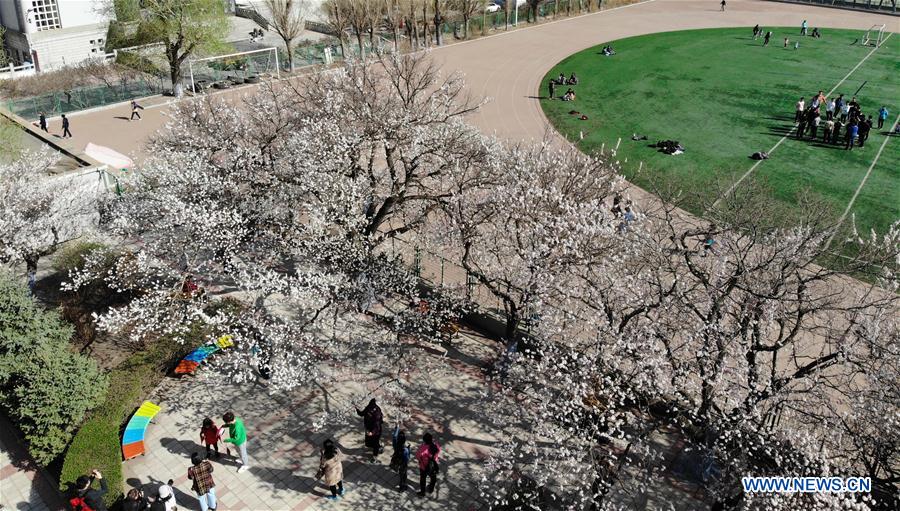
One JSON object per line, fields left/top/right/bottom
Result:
{"left": 122, "top": 401, "right": 161, "bottom": 460}
{"left": 174, "top": 335, "right": 234, "bottom": 375}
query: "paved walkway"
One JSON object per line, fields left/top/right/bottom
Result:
{"left": 120, "top": 312, "right": 707, "bottom": 511}
{"left": 0, "top": 414, "right": 65, "bottom": 511}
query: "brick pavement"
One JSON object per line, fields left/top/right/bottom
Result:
{"left": 0, "top": 415, "right": 64, "bottom": 511}
{"left": 120, "top": 311, "right": 707, "bottom": 511}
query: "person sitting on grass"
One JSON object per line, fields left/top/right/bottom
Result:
{"left": 566, "top": 73, "right": 578, "bottom": 85}
{"left": 811, "top": 27, "right": 821, "bottom": 39}
{"left": 557, "top": 73, "right": 566, "bottom": 85}
{"left": 562, "top": 89, "right": 576, "bottom": 101}
{"left": 602, "top": 45, "right": 615, "bottom": 56}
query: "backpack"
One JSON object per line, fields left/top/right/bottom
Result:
{"left": 69, "top": 496, "right": 95, "bottom": 511}
{"left": 427, "top": 454, "right": 440, "bottom": 476}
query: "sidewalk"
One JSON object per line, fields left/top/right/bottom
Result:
{"left": 0, "top": 414, "right": 65, "bottom": 511}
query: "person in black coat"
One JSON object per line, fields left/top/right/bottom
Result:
{"left": 39, "top": 112, "right": 48, "bottom": 132}
{"left": 356, "top": 398, "right": 384, "bottom": 458}
{"left": 61, "top": 114, "right": 72, "bottom": 138}
{"left": 72, "top": 470, "right": 109, "bottom": 511}
{"left": 122, "top": 488, "right": 149, "bottom": 511}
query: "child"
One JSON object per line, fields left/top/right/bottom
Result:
{"left": 390, "top": 423, "right": 411, "bottom": 492}
{"left": 200, "top": 418, "right": 221, "bottom": 459}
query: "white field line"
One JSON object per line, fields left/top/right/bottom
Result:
{"left": 711, "top": 32, "right": 893, "bottom": 209}
{"left": 824, "top": 111, "right": 900, "bottom": 249}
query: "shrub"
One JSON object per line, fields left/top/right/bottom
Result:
{"left": 52, "top": 240, "right": 111, "bottom": 275}
{"left": 0, "top": 271, "right": 108, "bottom": 465}
{"left": 60, "top": 323, "right": 208, "bottom": 508}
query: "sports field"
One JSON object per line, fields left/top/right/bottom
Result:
{"left": 542, "top": 27, "right": 899, "bottom": 236}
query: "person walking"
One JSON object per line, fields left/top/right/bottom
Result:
{"left": 188, "top": 452, "right": 217, "bottom": 511}
{"left": 877, "top": 106, "right": 889, "bottom": 129}
{"left": 356, "top": 399, "right": 384, "bottom": 458}
{"left": 70, "top": 469, "right": 109, "bottom": 511}
{"left": 222, "top": 411, "right": 250, "bottom": 472}
{"left": 794, "top": 97, "right": 805, "bottom": 122}
{"left": 415, "top": 433, "right": 441, "bottom": 497}
{"left": 763, "top": 31, "right": 771, "bottom": 46}
{"left": 800, "top": 20, "right": 808, "bottom": 36}
{"left": 39, "top": 112, "right": 48, "bottom": 132}
{"left": 390, "top": 423, "right": 411, "bottom": 492}
{"left": 548, "top": 80, "right": 555, "bottom": 100}
{"left": 61, "top": 114, "right": 72, "bottom": 138}
{"left": 315, "top": 439, "right": 344, "bottom": 501}
{"left": 200, "top": 418, "right": 221, "bottom": 459}
{"left": 752, "top": 24, "right": 760, "bottom": 39}
{"left": 720, "top": 0, "right": 726, "bottom": 11}
{"left": 130, "top": 99, "right": 144, "bottom": 121}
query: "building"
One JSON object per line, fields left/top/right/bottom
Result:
{"left": 0, "top": 0, "right": 113, "bottom": 72}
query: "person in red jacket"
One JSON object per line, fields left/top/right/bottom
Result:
{"left": 415, "top": 433, "right": 441, "bottom": 497}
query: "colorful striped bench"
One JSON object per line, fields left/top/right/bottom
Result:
{"left": 122, "top": 401, "right": 161, "bottom": 460}
{"left": 174, "top": 335, "right": 234, "bottom": 375}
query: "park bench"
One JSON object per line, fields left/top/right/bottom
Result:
{"left": 122, "top": 401, "right": 161, "bottom": 460}
{"left": 174, "top": 335, "right": 234, "bottom": 375}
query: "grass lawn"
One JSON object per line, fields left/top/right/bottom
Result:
{"left": 542, "top": 27, "right": 899, "bottom": 236}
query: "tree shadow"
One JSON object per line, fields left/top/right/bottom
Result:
{"left": 160, "top": 437, "right": 205, "bottom": 460}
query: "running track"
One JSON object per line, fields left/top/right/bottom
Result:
{"left": 50, "top": 0, "right": 896, "bottom": 163}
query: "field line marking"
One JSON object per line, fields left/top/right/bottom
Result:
{"left": 824, "top": 111, "right": 900, "bottom": 250}
{"left": 711, "top": 32, "right": 893, "bottom": 210}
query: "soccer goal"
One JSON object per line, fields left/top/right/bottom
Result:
{"left": 862, "top": 24, "right": 886, "bottom": 47}
{"left": 186, "top": 47, "right": 280, "bottom": 94}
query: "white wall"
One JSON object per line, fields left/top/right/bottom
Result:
{"left": 56, "top": 0, "right": 111, "bottom": 29}
{"left": 30, "top": 24, "right": 109, "bottom": 70}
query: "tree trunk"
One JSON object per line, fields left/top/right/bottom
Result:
{"left": 422, "top": 4, "right": 429, "bottom": 47}
{"left": 504, "top": 301, "right": 519, "bottom": 342}
{"left": 169, "top": 60, "right": 182, "bottom": 97}
{"left": 463, "top": 14, "right": 469, "bottom": 39}
{"left": 393, "top": 24, "right": 400, "bottom": 52}
{"left": 433, "top": 1, "right": 443, "bottom": 46}
{"left": 284, "top": 40, "right": 294, "bottom": 72}
{"left": 555, "top": 0, "right": 559, "bottom": 17}
{"left": 356, "top": 31, "right": 365, "bottom": 58}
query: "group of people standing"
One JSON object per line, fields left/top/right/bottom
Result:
{"left": 71, "top": 411, "right": 248, "bottom": 511}
{"left": 316, "top": 399, "right": 443, "bottom": 500}
{"left": 794, "top": 91, "right": 889, "bottom": 150}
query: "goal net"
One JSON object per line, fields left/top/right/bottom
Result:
{"left": 862, "top": 24, "right": 886, "bottom": 47}
{"left": 185, "top": 47, "right": 280, "bottom": 94}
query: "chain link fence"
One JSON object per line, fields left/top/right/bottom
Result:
{"left": 3, "top": 77, "right": 165, "bottom": 121}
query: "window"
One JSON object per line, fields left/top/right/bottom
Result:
{"left": 31, "top": 0, "right": 61, "bottom": 31}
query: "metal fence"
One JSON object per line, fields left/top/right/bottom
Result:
{"left": 4, "top": 77, "right": 165, "bottom": 121}
{"left": 765, "top": 0, "right": 897, "bottom": 13}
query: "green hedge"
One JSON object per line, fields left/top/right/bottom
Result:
{"left": 0, "top": 272, "right": 108, "bottom": 466}
{"left": 59, "top": 328, "right": 203, "bottom": 508}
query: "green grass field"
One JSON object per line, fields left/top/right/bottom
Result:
{"left": 543, "top": 27, "right": 899, "bottom": 236}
